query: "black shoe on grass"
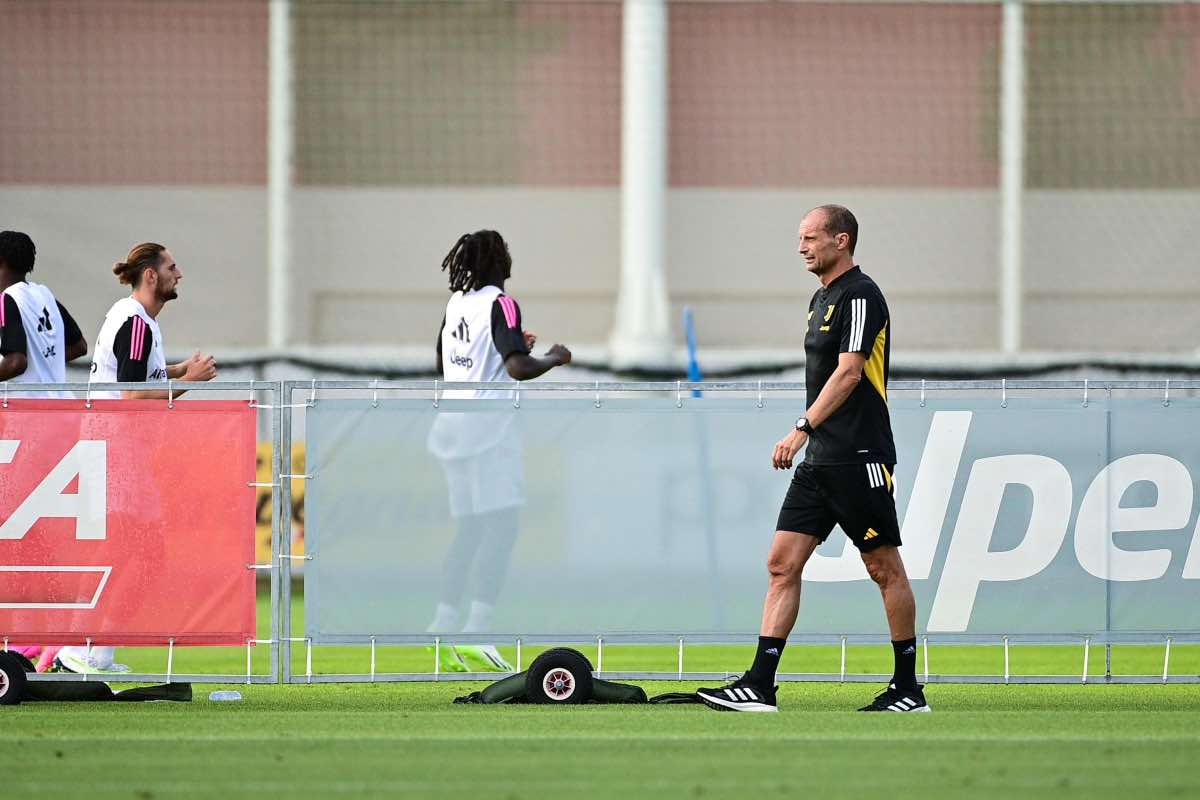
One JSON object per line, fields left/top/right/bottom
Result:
{"left": 857, "top": 683, "right": 931, "bottom": 713}
{"left": 696, "top": 675, "right": 778, "bottom": 713}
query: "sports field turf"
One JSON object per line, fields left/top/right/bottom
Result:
{"left": 6, "top": 681, "right": 1200, "bottom": 799}
{"left": 5, "top": 593, "right": 1199, "bottom": 798}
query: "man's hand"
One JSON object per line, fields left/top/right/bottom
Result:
{"left": 182, "top": 351, "right": 217, "bottom": 382}
{"left": 772, "top": 429, "right": 807, "bottom": 470}
{"left": 546, "top": 344, "right": 572, "bottom": 366}
{"left": 523, "top": 331, "right": 538, "bottom": 350}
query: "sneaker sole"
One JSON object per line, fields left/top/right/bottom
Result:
{"left": 698, "top": 692, "right": 778, "bottom": 713}
{"left": 861, "top": 705, "right": 933, "bottom": 713}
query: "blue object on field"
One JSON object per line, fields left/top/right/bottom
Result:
{"left": 209, "top": 690, "right": 243, "bottom": 701}
{"left": 683, "top": 306, "right": 703, "bottom": 397}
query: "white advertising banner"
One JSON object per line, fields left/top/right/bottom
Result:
{"left": 305, "top": 394, "right": 1200, "bottom": 643}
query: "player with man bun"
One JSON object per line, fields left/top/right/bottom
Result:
{"left": 54, "top": 242, "right": 217, "bottom": 674}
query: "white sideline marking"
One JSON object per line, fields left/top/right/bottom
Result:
{"left": 0, "top": 565, "right": 112, "bottom": 609}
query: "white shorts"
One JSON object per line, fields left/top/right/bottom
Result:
{"left": 438, "top": 426, "right": 525, "bottom": 518}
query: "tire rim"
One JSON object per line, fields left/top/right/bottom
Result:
{"left": 0, "top": 671, "right": 8, "bottom": 699}
{"left": 543, "top": 667, "right": 575, "bottom": 700}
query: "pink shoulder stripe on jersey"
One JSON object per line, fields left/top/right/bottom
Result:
{"left": 0, "top": 292, "right": 6, "bottom": 327}
{"left": 131, "top": 316, "right": 145, "bottom": 361}
{"left": 498, "top": 295, "right": 519, "bottom": 329}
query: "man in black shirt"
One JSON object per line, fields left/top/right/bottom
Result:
{"left": 698, "top": 205, "right": 927, "bottom": 713}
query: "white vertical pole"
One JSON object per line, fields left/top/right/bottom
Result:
{"left": 610, "top": 0, "right": 673, "bottom": 370}
{"left": 998, "top": 0, "right": 1025, "bottom": 354}
{"left": 267, "top": 0, "right": 293, "bottom": 350}
{"left": 922, "top": 636, "right": 929, "bottom": 683}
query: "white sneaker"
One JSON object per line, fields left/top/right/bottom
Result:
{"left": 54, "top": 652, "right": 132, "bottom": 674}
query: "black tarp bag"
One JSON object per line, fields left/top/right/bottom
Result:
{"left": 452, "top": 647, "right": 704, "bottom": 706}
{"left": 0, "top": 651, "right": 191, "bottom": 705}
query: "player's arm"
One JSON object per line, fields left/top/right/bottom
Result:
{"left": 112, "top": 317, "right": 215, "bottom": 399}
{"left": 772, "top": 293, "right": 884, "bottom": 469}
{"left": 57, "top": 301, "right": 87, "bottom": 361}
{"left": 435, "top": 315, "right": 445, "bottom": 376}
{"left": 0, "top": 294, "right": 29, "bottom": 381}
{"left": 491, "top": 296, "right": 570, "bottom": 380}
{"left": 158, "top": 352, "right": 217, "bottom": 398}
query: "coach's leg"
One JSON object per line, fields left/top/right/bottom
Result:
{"left": 861, "top": 545, "right": 918, "bottom": 688}
{"left": 746, "top": 531, "right": 821, "bottom": 687}
{"left": 761, "top": 531, "right": 821, "bottom": 636}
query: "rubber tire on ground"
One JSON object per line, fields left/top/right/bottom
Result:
{"left": 0, "top": 652, "right": 27, "bottom": 706}
{"left": 524, "top": 648, "right": 594, "bottom": 705}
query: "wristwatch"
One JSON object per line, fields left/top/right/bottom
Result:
{"left": 795, "top": 417, "right": 814, "bottom": 435}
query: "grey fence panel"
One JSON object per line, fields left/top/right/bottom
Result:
{"left": 1106, "top": 397, "right": 1200, "bottom": 634}
{"left": 304, "top": 390, "right": 1200, "bottom": 644}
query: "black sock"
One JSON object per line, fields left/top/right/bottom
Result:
{"left": 891, "top": 638, "right": 918, "bottom": 689}
{"left": 747, "top": 636, "right": 786, "bottom": 688}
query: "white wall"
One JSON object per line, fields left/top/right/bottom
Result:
{"left": 3, "top": 186, "right": 1196, "bottom": 356}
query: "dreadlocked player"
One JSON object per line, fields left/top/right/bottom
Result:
{"left": 426, "top": 230, "right": 571, "bottom": 672}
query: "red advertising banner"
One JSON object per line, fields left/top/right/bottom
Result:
{"left": 0, "top": 400, "right": 256, "bottom": 645}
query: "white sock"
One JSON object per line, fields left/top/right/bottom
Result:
{"left": 88, "top": 646, "right": 116, "bottom": 668}
{"left": 426, "top": 603, "right": 459, "bottom": 633}
{"left": 461, "top": 601, "right": 495, "bottom": 634}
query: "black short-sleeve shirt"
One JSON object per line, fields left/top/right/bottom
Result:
{"left": 803, "top": 265, "right": 896, "bottom": 465}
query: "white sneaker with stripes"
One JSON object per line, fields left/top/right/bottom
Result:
{"left": 858, "top": 683, "right": 931, "bottom": 713}
{"left": 696, "top": 677, "right": 778, "bottom": 713}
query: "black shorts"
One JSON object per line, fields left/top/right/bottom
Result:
{"left": 776, "top": 461, "right": 902, "bottom": 552}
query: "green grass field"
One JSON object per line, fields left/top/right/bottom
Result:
{"left": 5, "top": 591, "right": 1199, "bottom": 798}
{"left": 6, "top": 682, "right": 1200, "bottom": 799}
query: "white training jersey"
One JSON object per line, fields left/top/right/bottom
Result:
{"left": 428, "top": 285, "right": 529, "bottom": 460}
{"left": 90, "top": 296, "right": 167, "bottom": 400}
{"left": 437, "top": 286, "right": 527, "bottom": 400}
{"left": 0, "top": 281, "right": 67, "bottom": 398}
